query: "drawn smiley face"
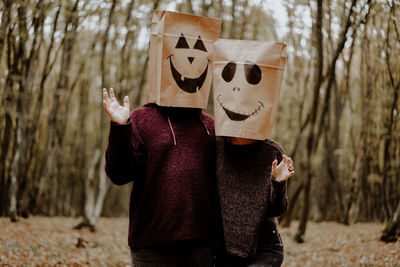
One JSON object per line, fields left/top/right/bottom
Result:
{"left": 168, "top": 33, "right": 210, "bottom": 94}
{"left": 217, "top": 60, "right": 264, "bottom": 121}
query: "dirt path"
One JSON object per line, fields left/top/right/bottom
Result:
{"left": 0, "top": 217, "right": 398, "bottom": 266}
{"left": 281, "top": 221, "right": 399, "bottom": 267}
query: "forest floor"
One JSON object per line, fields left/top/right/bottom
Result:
{"left": 0, "top": 217, "right": 399, "bottom": 266}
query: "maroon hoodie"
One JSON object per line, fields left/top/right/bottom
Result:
{"left": 105, "top": 103, "right": 216, "bottom": 249}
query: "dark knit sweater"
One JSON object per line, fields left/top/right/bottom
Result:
{"left": 216, "top": 137, "right": 288, "bottom": 258}
{"left": 105, "top": 102, "right": 216, "bottom": 249}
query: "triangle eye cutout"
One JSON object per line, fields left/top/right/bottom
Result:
{"left": 175, "top": 33, "right": 190, "bottom": 49}
{"left": 193, "top": 36, "right": 207, "bottom": 52}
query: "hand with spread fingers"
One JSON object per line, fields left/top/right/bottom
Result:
{"left": 271, "top": 154, "right": 294, "bottom": 182}
{"left": 103, "top": 88, "right": 130, "bottom": 124}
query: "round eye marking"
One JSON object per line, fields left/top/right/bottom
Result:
{"left": 244, "top": 60, "right": 262, "bottom": 85}
{"left": 222, "top": 61, "right": 236, "bottom": 83}
{"left": 175, "top": 33, "right": 190, "bottom": 49}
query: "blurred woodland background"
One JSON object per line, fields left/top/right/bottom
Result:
{"left": 0, "top": 0, "right": 399, "bottom": 246}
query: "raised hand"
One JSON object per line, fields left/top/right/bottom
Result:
{"left": 103, "top": 88, "right": 130, "bottom": 124}
{"left": 271, "top": 154, "right": 294, "bottom": 182}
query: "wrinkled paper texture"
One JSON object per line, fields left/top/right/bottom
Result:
{"left": 213, "top": 39, "right": 287, "bottom": 140}
{"left": 148, "top": 10, "right": 221, "bottom": 108}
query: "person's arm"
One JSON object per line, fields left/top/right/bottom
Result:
{"left": 104, "top": 120, "right": 138, "bottom": 185}
{"left": 103, "top": 88, "right": 145, "bottom": 185}
{"left": 265, "top": 152, "right": 294, "bottom": 217}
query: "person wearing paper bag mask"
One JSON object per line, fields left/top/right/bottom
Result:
{"left": 213, "top": 39, "right": 293, "bottom": 267}
{"left": 103, "top": 10, "right": 221, "bottom": 267}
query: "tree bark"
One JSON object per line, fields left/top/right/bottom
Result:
{"left": 39, "top": 0, "right": 80, "bottom": 216}
{"left": 77, "top": 149, "right": 101, "bottom": 231}
{"left": 200, "top": 0, "right": 212, "bottom": 17}
{"left": 281, "top": 183, "right": 304, "bottom": 228}
{"left": 295, "top": 0, "right": 357, "bottom": 241}
{"left": 294, "top": 0, "right": 324, "bottom": 243}
{"left": 28, "top": 7, "right": 61, "bottom": 214}
{"left": 119, "top": 0, "right": 135, "bottom": 97}
{"left": 238, "top": 0, "right": 249, "bottom": 39}
{"left": 75, "top": 149, "right": 109, "bottom": 231}
{"left": 135, "top": 0, "right": 161, "bottom": 107}
{"left": 185, "top": 0, "right": 195, "bottom": 14}
{"left": 76, "top": 0, "right": 117, "bottom": 229}
{"left": 381, "top": 12, "right": 400, "bottom": 221}
{"left": 229, "top": 0, "right": 237, "bottom": 39}
{"left": 0, "top": 0, "right": 12, "bottom": 63}
{"left": 7, "top": 0, "right": 30, "bottom": 221}
{"left": 381, "top": 201, "right": 400, "bottom": 242}
{"left": 16, "top": 0, "right": 47, "bottom": 218}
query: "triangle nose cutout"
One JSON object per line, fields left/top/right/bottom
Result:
{"left": 188, "top": 57, "right": 194, "bottom": 64}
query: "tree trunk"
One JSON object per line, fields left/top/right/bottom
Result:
{"left": 295, "top": 0, "right": 357, "bottom": 241}
{"left": 281, "top": 183, "right": 303, "bottom": 228}
{"left": 135, "top": 0, "right": 161, "bottom": 107}
{"left": 229, "top": 0, "right": 237, "bottom": 39}
{"left": 185, "top": 0, "right": 194, "bottom": 14}
{"left": 238, "top": 0, "right": 249, "bottom": 39}
{"left": 119, "top": 0, "right": 135, "bottom": 97}
{"left": 381, "top": 11, "right": 400, "bottom": 221}
{"left": 381, "top": 201, "right": 400, "bottom": 242}
{"left": 8, "top": 124, "right": 21, "bottom": 222}
{"left": 75, "top": 149, "right": 109, "bottom": 231}
{"left": 200, "top": 0, "right": 211, "bottom": 17}
{"left": 0, "top": 0, "right": 12, "bottom": 63}
{"left": 294, "top": 0, "right": 324, "bottom": 243}
{"left": 16, "top": 0, "right": 46, "bottom": 218}
{"left": 0, "top": 114, "right": 12, "bottom": 216}
{"left": 38, "top": 0, "right": 80, "bottom": 216}
{"left": 76, "top": 0, "right": 117, "bottom": 229}
{"left": 6, "top": 0, "right": 30, "bottom": 221}
{"left": 94, "top": 156, "right": 109, "bottom": 220}
{"left": 25, "top": 8, "right": 61, "bottom": 213}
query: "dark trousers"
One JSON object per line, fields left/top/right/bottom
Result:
{"left": 215, "top": 244, "right": 284, "bottom": 267}
{"left": 130, "top": 240, "right": 214, "bottom": 267}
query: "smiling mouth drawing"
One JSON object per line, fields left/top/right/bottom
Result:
{"left": 216, "top": 94, "right": 264, "bottom": 121}
{"left": 168, "top": 55, "right": 209, "bottom": 93}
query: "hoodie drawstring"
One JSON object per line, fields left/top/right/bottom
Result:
{"left": 166, "top": 113, "right": 211, "bottom": 146}
{"left": 199, "top": 114, "right": 211, "bottom": 136}
{"left": 167, "top": 115, "right": 177, "bottom": 146}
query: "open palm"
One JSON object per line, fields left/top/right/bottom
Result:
{"left": 103, "top": 88, "right": 130, "bottom": 124}
{"left": 272, "top": 154, "right": 294, "bottom": 182}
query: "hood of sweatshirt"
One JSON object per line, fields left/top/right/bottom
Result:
{"left": 143, "top": 102, "right": 210, "bottom": 145}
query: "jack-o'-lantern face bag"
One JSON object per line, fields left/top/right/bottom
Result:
{"left": 213, "top": 39, "right": 287, "bottom": 140}
{"left": 148, "top": 10, "right": 222, "bottom": 108}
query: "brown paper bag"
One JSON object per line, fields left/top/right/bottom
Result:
{"left": 213, "top": 39, "right": 287, "bottom": 140}
{"left": 148, "top": 10, "right": 221, "bottom": 108}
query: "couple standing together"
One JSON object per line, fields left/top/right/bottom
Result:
{"left": 103, "top": 10, "right": 294, "bottom": 267}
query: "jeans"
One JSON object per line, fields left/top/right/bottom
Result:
{"left": 130, "top": 240, "right": 214, "bottom": 267}
{"left": 215, "top": 231, "right": 284, "bottom": 267}
{"left": 215, "top": 244, "right": 284, "bottom": 267}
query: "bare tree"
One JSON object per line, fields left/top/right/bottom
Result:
{"left": 76, "top": 0, "right": 118, "bottom": 231}
{"left": 39, "top": 0, "right": 81, "bottom": 216}
{"left": 295, "top": 0, "right": 358, "bottom": 242}
{"left": 293, "top": 0, "right": 325, "bottom": 242}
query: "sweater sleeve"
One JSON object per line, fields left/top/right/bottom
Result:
{"left": 265, "top": 150, "right": 288, "bottom": 217}
{"left": 104, "top": 112, "right": 146, "bottom": 186}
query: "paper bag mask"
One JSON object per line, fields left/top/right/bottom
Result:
{"left": 213, "top": 39, "right": 287, "bottom": 140}
{"left": 148, "top": 10, "right": 222, "bottom": 108}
